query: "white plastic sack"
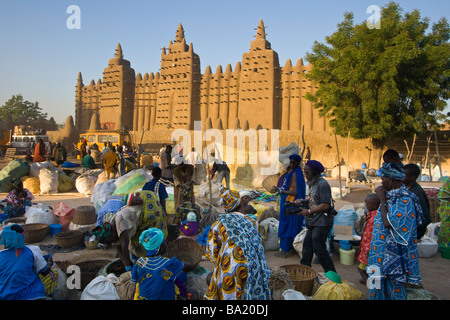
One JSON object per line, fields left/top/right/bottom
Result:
{"left": 417, "top": 236, "right": 438, "bottom": 258}
{"left": 293, "top": 228, "right": 308, "bottom": 257}
{"left": 76, "top": 175, "right": 98, "bottom": 196}
{"left": 259, "top": 217, "right": 279, "bottom": 251}
{"left": 25, "top": 206, "right": 58, "bottom": 225}
{"left": 39, "top": 168, "right": 59, "bottom": 194}
{"left": 282, "top": 289, "right": 306, "bottom": 300}
{"left": 197, "top": 181, "right": 221, "bottom": 206}
{"left": 81, "top": 274, "right": 120, "bottom": 300}
{"left": 91, "top": 180, "right": 117, "bottom": 204}
{"left": 426, "top": 222, "right": 441, "bottom": 242}
{"left": 279, "top": 143, "right": 300, "bottom": 170}
{"left": 29, "top": 162, "right": 54, "bottom": 178}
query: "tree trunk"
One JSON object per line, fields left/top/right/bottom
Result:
{"left": 371, "top": 138, "right": 386, "bottom": 169}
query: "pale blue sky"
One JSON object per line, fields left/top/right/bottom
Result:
{"left": 0, "top": 0, "right": 448, "bottom": 124}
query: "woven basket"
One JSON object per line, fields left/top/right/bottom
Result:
{"left": 76, "top": 260, "right": 111, "bottom": 290}
{"left": 72, "top": 206, "right": 97, "bottom": 225}
{"left": 262, "top": 173, "right": 281, "bottom": 193}
{"left": 23, "top": 223, "right": 49, "bottom": 244}
{"left": 164, "top": 237, "right": 203, "bottom": 272}
{"left": 280, "top": 264, "right": 317, "bottom": 296}
{"left": 54, "top": 230, "right": 84, "bottom": 249}
{"left": 3, "top": 217, "right": 27, "bottom": 226}
{"left": 84, "top": 238, "right": 99, "bottom": 250}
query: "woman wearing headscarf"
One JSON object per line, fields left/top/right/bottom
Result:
{"left": 131, "top": 228, "right": 191, "bottom": 300}
{"left": 367, "top": 162, "right": 423, "bottom": 300}
{"left": 0, "top": 224, "right": 59, "bottom": 300}
{"left": 272, "top": 154, "right": 306, "bottom": 258}
{"left": 295, "top": 160, "right": 336, "bottom": 273}
{"left": 204, "top": 187, "right": 271, "bottom": 300}
{"left": 92, "top": 191, "right": 168, "bottom": 272}
{"left": 4, "top": 178, "right": 34, "bottom": 218}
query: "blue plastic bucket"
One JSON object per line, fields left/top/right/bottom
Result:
{"left": 49, "top": 224, "right": 62, "bottom": 237}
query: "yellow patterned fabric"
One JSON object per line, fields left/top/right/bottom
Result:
{"left": 219, "top": 186, "right": 240, "bottom": 212}
{"left": 39, "top": 267, "right": 59, "bottom": 297}
{"left": 127, "top": 191, "right": 168, "bottom": 258}
{"left": 205, "top": 214, "right": 266, "bottom": 300}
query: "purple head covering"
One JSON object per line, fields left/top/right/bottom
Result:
{"left": 289, "top": 154, "right": 302, "bottom": 162}
{"left": 305, "top": 160, "right": 325, "bottom": 173}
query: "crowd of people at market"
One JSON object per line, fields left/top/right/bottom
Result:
{"left": 0, "top": 142, "right": 447, "bottom": 301}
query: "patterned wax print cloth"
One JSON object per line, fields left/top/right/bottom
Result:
{"left": 114, "top": 190, "right": 167, "bottom": 258}
{"left": 368, "top": 185, "right": 423, "bottom": 300}
{"left": 437, "top": 177, "right": 450, "bottom": 245}
{"left": 356, "top": 210, "right": 377, "bottom": 266}
{"left": 204, "top": 212, "right": 271, "bottom": 300}
{"left": 131, "top": 255, "right": 183, "bottom": 300}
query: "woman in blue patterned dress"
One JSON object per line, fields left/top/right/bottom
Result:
{"left": 367, "top": 162, "right": 423, "bottom": 300}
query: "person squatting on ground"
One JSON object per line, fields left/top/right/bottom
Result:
{"left": 92, "top": 191, "right": 167, "bottom": 272}
{"left": 130, "top": 227, "right": 193, "bottom": 300}
{"left": 0, "top": 224, "right": 59, "bottom": 300}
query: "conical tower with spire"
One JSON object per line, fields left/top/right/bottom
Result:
{"left": 238, "top": 19, "right": 282, "bottom": 130}
{"left": 98, "top": 43, "right": 135, "bottom": 130}
{"left": 154, "top": 23, "right": 201, "bottom": 130}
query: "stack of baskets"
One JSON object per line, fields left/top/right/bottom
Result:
{"left": 23, "top": 223, "right": 49, "bottom": 244}
{"left": 280, "top": 264, "right": 317, "bottom": 296}
{"left": 69, "top": 206, "right": 97, "bottom": 232}
{"left": 164, "top": 237, "right": 203, "bottom": 272}
{"left": 54, "top": 230, "right": 84, "bottom": 249}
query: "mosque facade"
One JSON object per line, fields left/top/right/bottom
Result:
{"left": 75, "top": 20, "right": 330, "bottom": 134}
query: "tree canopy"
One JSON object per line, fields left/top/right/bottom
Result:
{"left": 0, "top": 94, "right": 56, "bottom": 130}
{"left": 305, "top": 2, "right": 449, "bottom": 147}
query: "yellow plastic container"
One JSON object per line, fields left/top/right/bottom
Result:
{"left": 339, "top": 248, "right": 356, "bottom": 265}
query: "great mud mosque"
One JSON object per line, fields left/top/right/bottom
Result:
{"left": 75, "top": 20, "right": 329, "bottom": 134}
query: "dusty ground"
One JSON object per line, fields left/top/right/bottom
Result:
{"left": 1, "top": 157, "right": 449, "bottom": 300}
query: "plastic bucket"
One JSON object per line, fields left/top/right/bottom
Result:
{"left": 339, "top": 248, "right": 355, "bottom": 265}
{"left": 49, "top": 224, "right": 62, "bottom": 237}
{"left": 439, "top": 244, "right": 450, "bottom": 260}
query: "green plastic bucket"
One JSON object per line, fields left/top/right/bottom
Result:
{"left": 439, "top": 244, "right": 450, "bottom": 260}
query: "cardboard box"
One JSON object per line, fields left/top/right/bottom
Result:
{"left": 333, "top": 225, "right": 354, "bottom": 241}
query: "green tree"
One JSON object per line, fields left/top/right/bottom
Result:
{"left": 305, "top": 2, "right": 449, "bottom": 166}
{"left": 0, "top": 94, "right": 48, "bottom": 126}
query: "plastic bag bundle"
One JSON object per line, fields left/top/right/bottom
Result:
{"left": 0, "top": 160, "right": 30, "bottom": 192}
{"left": 21, "top": 176, "right": 41, "bottom": 194}
{"left": 25, "top": 205, "right": 58, "bottom": 225}
{"left": 112, "top": 170, "right": 150, "bottom": 196}
{"left": 39, "top": 168, "right": 59, "bottom": 194}
{"left": 80, "top": 274, "right": 120, "bottom": 300}
{"left": 29, "top": 162, "right": 54, "bottom": 178}
{"left": 95, "top": 171, "right": 109, "bottom": 186}
{"left": 91, "top": 180, "right": 117, "bottom": 204}
{"left": 58, "top": 174, "right": 75, "bottom": 193}
{"left": 114, "top": 169, "right": 151, "bottom": 188}
{"left": 417, "top": 235, "right": 438, "bottom": 258}
{"left": 278, "top": 142, "right": 300, "bottom": 170}
{"left": 312, "top": 279, "right": 362, "bottom": 300}
{"left": 259, "top": 217, "right": 279, "bottom": 251}
{"left": 114, "top": 271, "right": 136, "bottom": 300}
{"left": 53, "top": 201, "right": 76, "bottom": 231}
{"left": 76, "top": 175, "right": 98, "bottom": 196}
